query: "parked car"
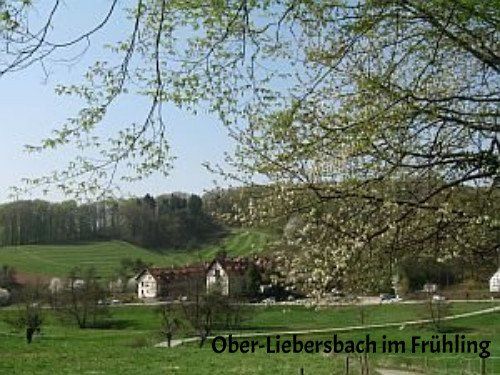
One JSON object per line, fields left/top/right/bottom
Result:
{"left": 432, "top": 294, "right": 446, "bottom": 302}
{"left": 260, "top": 284, "right": 304, "bottom": 302}
{"left": 380, "top": 294, "right": 401, "bottom": 303}
{"left": 380, "top": 294, "right": 393, "bottom": 302}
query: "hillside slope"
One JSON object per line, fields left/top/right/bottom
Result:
{"left": 0, "top": 229, "right": 275, "bottom": 279}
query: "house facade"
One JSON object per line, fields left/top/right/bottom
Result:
{"left": 136, "top": 266, "right": 206, "bottom": 299}
{"left": 206, "top": 258, "right": 255, "bottom": 296}
{"left": 136, "top": 269, "right": 161, "bottom": 298}
{"left": 206, "top": 260, "right": 229, "bottom": 295}
{"left": 490, "top": 269, "right": 500, "bottom": 293}
{"left": 136, "top": 256, "right": 271, "bottom": 299}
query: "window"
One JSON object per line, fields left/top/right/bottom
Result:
{"left": 214, "top": 269, "right": 221, "bottom": 278}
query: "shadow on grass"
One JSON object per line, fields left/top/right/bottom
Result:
{"left": 85, "top": 319, "right": 138, "bottom": 330}
{"left": 230, "top": 325, "right": 291, "bottom": 331}
{"left": 435, "top": 325, "right": 475, "bottom": 333}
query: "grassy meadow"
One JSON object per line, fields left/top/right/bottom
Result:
{"left": 0, "top": 229, "right": 273, "bottom": 278}
{"left": 0, "top": 302, "right": 498, "bottom": 374}
{"left": 0, "top": 226, "right": 498, "bottom": 374}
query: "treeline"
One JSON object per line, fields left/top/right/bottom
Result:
{"left": 0, "top": 193, "right": 222, "bottom": 249}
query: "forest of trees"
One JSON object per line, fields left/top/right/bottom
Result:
{"left": 0, "top": 193, "right": 222, "bottom": 249}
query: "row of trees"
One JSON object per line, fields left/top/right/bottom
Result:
{"left": 0, "top": 193, "right": 222, "bottom": 248}
{"left": 6, "top": 264, "right": 247, "bottom": 346}
{"left": 6, "top": 266, "right": 115, "bottom": 344}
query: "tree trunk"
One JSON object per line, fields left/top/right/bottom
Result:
{"left": 26, "top": 328, "right": 34, "bottom": 344}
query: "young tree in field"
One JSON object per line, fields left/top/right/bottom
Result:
{"left": 23, "top": 302, "right": 43, "bottom": 344}
{"left": 6, "top": 284, "right": 45, "bottom": 344}
{"left": 158, "top": 304, "right": 183, "bottom": 348}
{"left": 61, "top": 267, "right": 109, "bottom": 329}
{"left": 181, "top": 291, "right": 245, "bottom": 347}
{"left": 421, "top": 291, "right": 451, "bottom": 332}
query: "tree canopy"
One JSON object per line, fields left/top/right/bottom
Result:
{"left": 1, "top": 0, "right": 498, "bottom": 294}
{"left": 0, "top": 193, "right": 221, "bottom": 249}
{"left": 2, "top": 1, "right": 497, "bottom": 194}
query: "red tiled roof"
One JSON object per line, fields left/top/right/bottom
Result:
{"left": 140, "top": 256, "right": 272, "bottom": 281}
{"left": 142, "top": 264, "right": 205, "bottom": 282}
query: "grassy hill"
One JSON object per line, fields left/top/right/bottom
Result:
{"left": 0, "top": 228, "right": 275, "bottom": 279}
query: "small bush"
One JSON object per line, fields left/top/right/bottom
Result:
{"left": 0, "top": 288, "right": 10, "bottom": 306}
{"left": 127, "top": 336, "right": 149, "bottom": 348}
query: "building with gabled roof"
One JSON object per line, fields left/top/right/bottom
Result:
{"left": 206, "top": 257, "right": 253, "bottom": 296}
{"left": 135, "top": 265, "right": 205, "bottom": 299}
{"left": 490, "top": 268, "right": 500, "bottom": 293}
{"left": 136, "top": 255, "right": 271, "bottom": 299}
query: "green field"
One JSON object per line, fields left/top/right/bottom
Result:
{"left": 0, "top": 303, "right": 498, "bottom": 374}
{"left": 1, "top": 230, "right": 499, "bottom": 374}
{"left": 0, "top": 229, "right": 274, "bottom": 278}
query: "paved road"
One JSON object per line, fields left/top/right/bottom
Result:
{"left": 2, "top": 298, "right": 498, "bottom": 310}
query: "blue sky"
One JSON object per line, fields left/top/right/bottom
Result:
{"left": 0, "top": 1, "right": 235, "bottom": 202}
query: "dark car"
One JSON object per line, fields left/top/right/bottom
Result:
{"left": 380, "top": 294, "right": 396, "bottom": 303}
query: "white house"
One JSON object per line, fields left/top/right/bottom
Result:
{"left": 205, "top": 257, "right": 256, "bottom": 296}
{"left": 423, "top": 283, "right": 438, "bottom": 293}
{"left": 136, "top": 269, "right": 161, "bottom": 298}
{"left": 490, "top": 269, "right": 500, "bottom": 293}
{"left": 135, "top": 266, "right": 205, "bottom": 299}
{"left": 48, "top": 278, "right": 63, "bottom": 294}
{"left": 68, "top": 278, "right": 86, "bottom": 289}
{"left": 206, "top": 260, "right": 230, "bottom": 295}
{"left": 135, "top": 256, "right": 267, "bottom": 300}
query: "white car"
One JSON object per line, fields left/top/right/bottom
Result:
{"left": 262, "top": 297, "right": 276, "bottom": 305}
{"left": 432, "top": 294, "right": 446, "bottom": 301}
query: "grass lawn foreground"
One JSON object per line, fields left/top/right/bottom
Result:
{"left": 0, "top": 302, "right": 498, "bottom": 374}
